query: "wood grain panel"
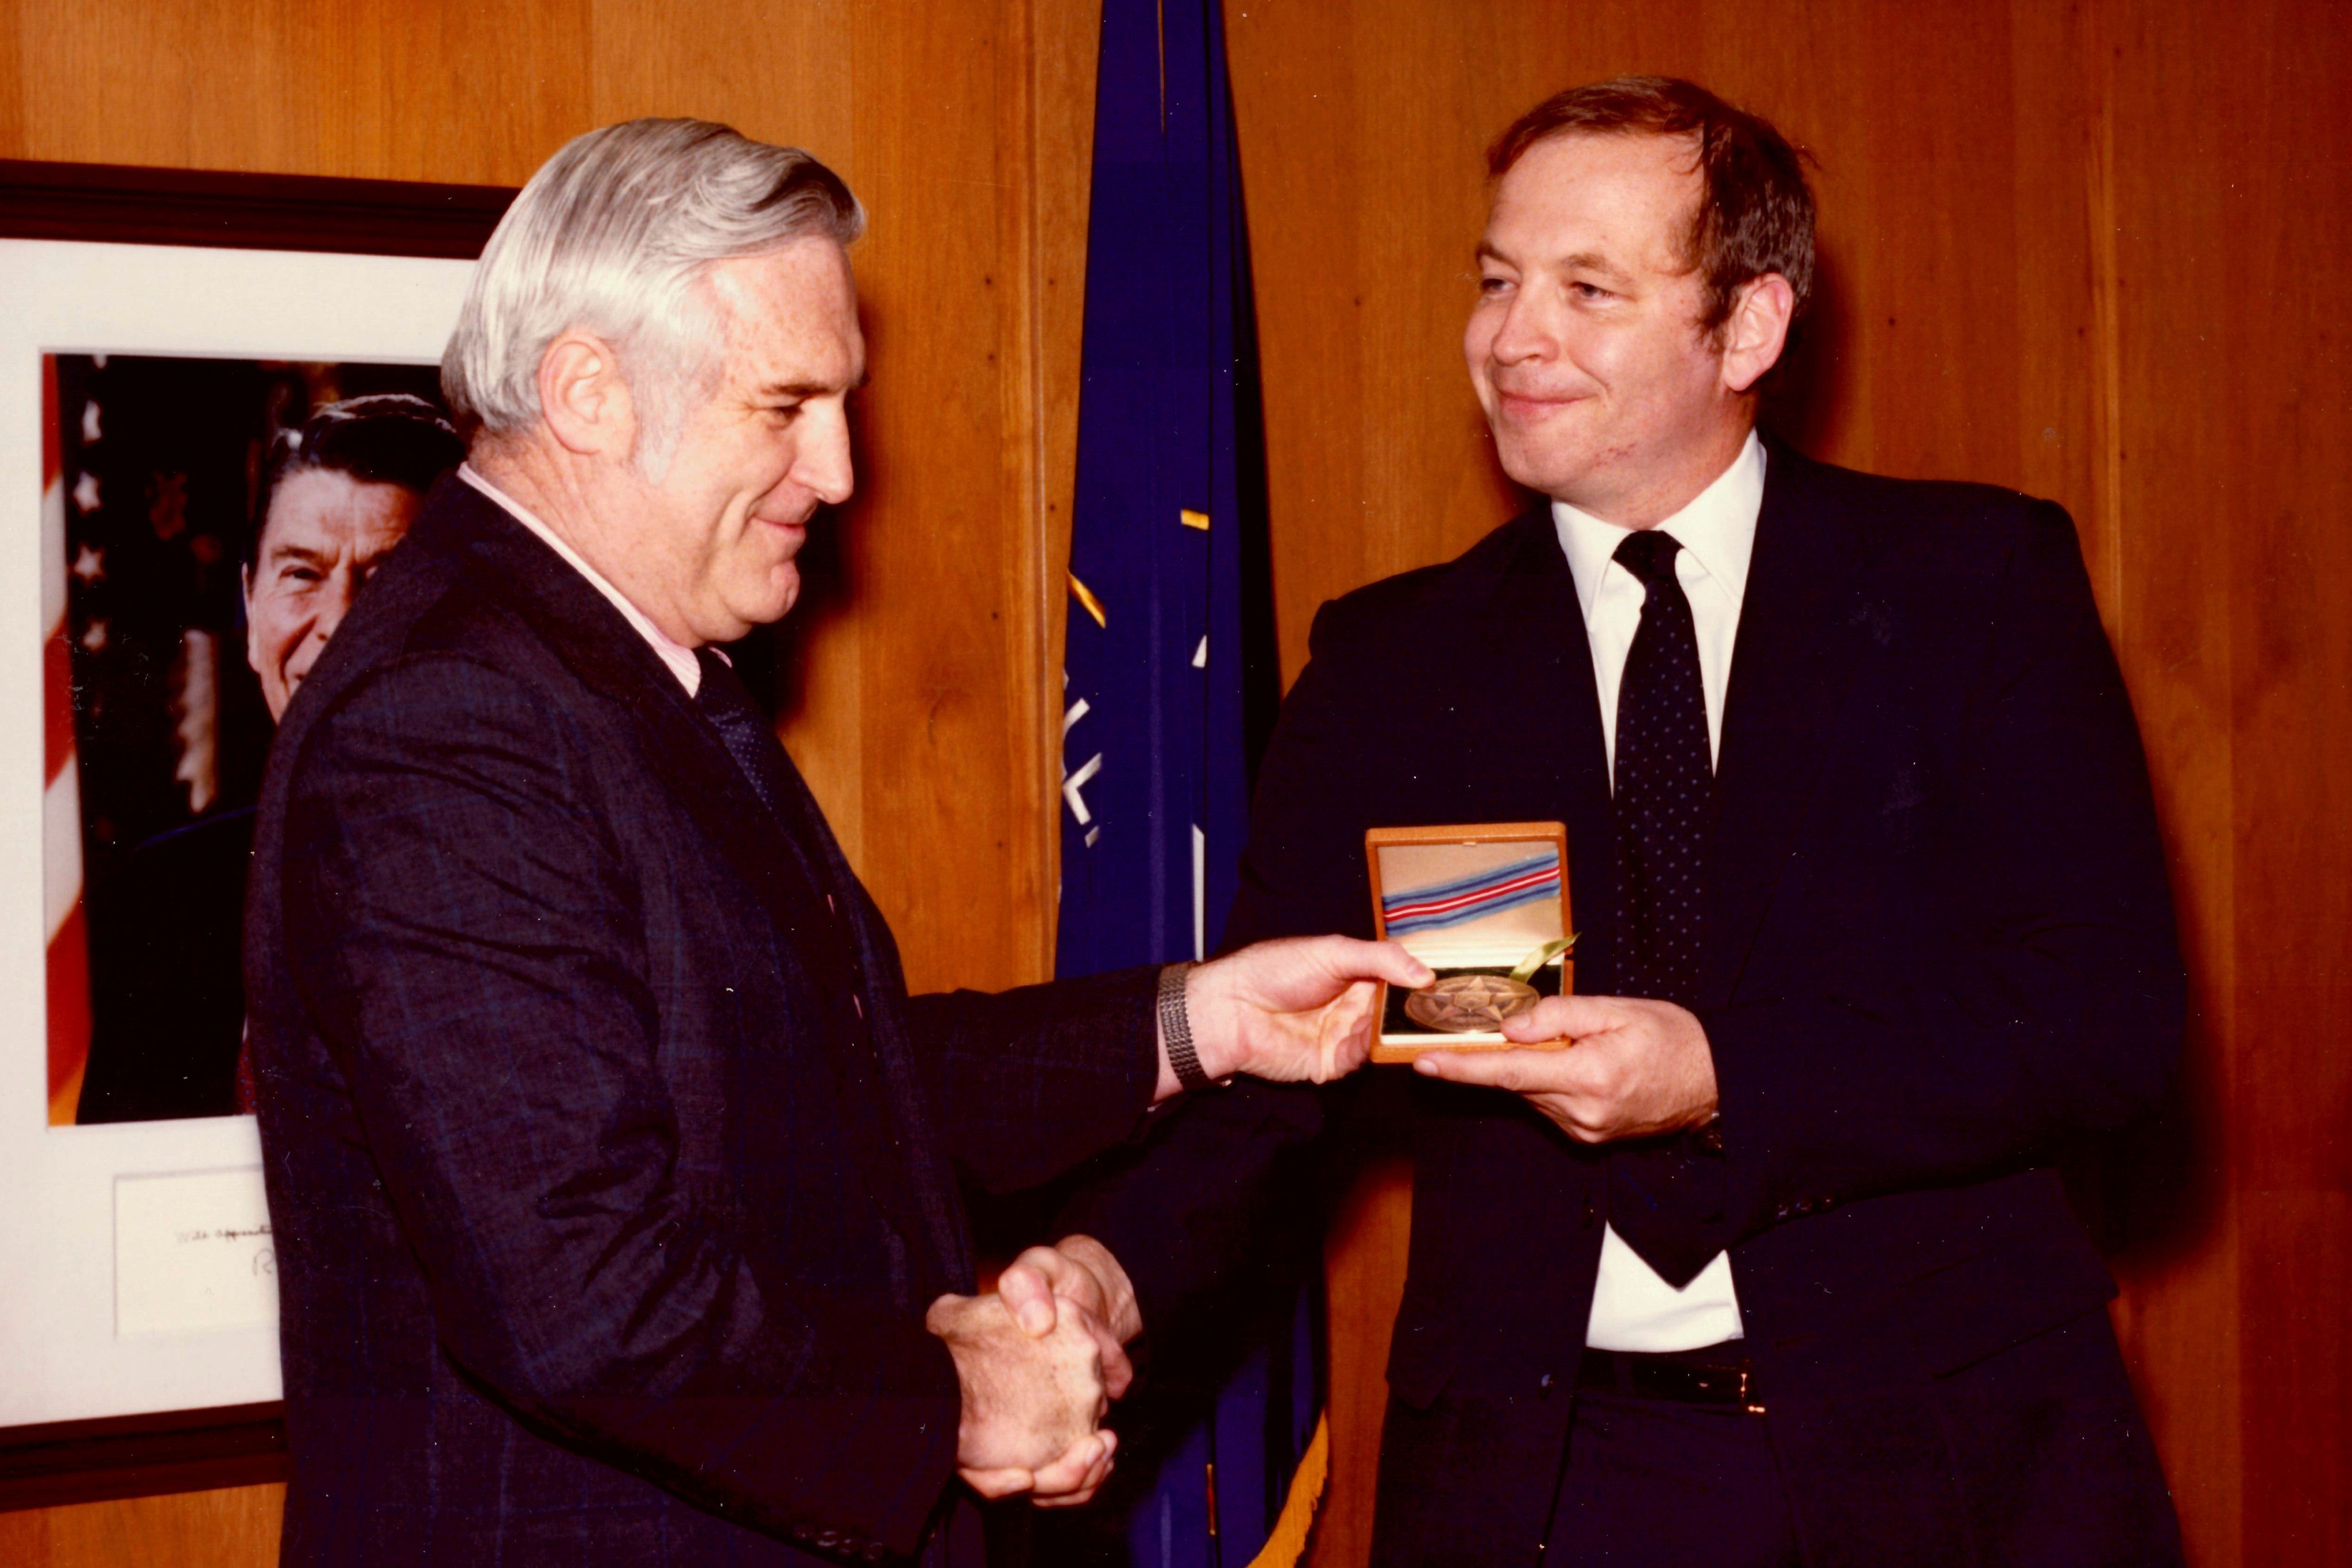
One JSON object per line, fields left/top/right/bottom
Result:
{"left": 2098, "top": 5, "right": 2251, "bottom": 1562}
{"left": 805, "top": 0, "right": 1053, "bottom": 992}
{"left": 0, "top": 1484, "right": 283, "bottom": 1568}
{"left": 1034, "top": 0, "right": 1102, "bottom": 842}
{"left": 11, "top": 0, "right": 594, "bottom": 184}
{"left": 585, "top": 0, "right": 853, "bottom": 152}
{"left": 2221, "top": 2, "right": 2352, "bottom": 1560}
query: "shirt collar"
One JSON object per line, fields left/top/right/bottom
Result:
{"left": 1550, "top": 429, "right": 1767, "bottom": 619}
{"left": 458, "top": 464, "right": 705, "bottom": 696}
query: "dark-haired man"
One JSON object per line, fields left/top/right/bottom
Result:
{"left": 242, "top": 393, "right": 466, "bottom": 723}
{"left": 76, "top": 393, "right": 462, "bottom": 1123}
{"left": 1055, "top": 76, "right": 2186, "bottom": 1566}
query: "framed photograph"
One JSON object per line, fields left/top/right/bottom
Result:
{"left": 1365, "top": 822, "right": 1573, "bottom": 1061}
{"left": 0, "top": 159, "right": 511, "bottom": 1508}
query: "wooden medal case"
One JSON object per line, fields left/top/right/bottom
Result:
{"left": 1365, "top": 822, "right": 1573, "bottom": 1062}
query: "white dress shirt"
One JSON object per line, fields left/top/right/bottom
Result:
{"left": 459, "top": 465, "right": 706, "bottom": 696}
{"left": 1552, "top": 430, "right": 1765, "bottom": 1353}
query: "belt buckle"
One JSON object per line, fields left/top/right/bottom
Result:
{"left": 1685, "top": 1361, "right": 1766, "bottom": 1416}
{"left": 1733, "top": 1365, "right": 1764, "bottom": 1417}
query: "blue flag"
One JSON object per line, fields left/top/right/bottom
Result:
{"left": 1053, "top": 1, "right": 1319, "bottom": 1563}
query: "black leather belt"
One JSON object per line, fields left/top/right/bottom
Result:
{"left": 1575, "top": 1344, "right": 1764, "bottom": 1413}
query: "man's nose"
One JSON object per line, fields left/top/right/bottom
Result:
{"left": 797, "top": 411, "right": 856, "bottom": 507}
{"left": 1489, "top": 287, "right": 1558, "bottom": 365}
{"left": 312, "top": 578, "right": 360, "bottom": 643}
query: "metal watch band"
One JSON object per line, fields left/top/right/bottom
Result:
{"left": 1157, "top": 961, "right": 1214, "bottom": 1091}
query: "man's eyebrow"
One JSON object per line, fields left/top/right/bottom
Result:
{"left": 1558, "top": 249, "right": 1636, "bottom": 283}
{"left": 1473, "top": 242, "right": 1635, "bottom": 285}
{"left": 265, "top": 542, "right": 332, "bottom": 566}
{"left": 754, "top": 381, "right": 833, "bottom": 400}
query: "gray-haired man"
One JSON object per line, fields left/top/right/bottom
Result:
{"left": 246, "top": 118, "right": 1425, "bottom": 1567}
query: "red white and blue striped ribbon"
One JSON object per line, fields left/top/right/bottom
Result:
{"left": 1381, "top": 853, "right": 1561, "bottom": 936}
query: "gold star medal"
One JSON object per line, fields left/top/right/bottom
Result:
{"left": 1401, "top": 936, "right": 1575, "bottom": 1033}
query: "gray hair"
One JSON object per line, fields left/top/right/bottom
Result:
{"left": 442, "top": 118, "right": 863, "bottom": 469}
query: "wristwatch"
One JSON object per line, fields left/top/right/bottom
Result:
{"left": 1157, "top": 961, "right": 1216, "bottom": 1091}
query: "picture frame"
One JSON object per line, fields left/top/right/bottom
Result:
{"left": 1365, "top": 821, "right": 1573, "bottom": 1062}
{"left": 0, "top": 157, "right": 513, "bottom": 1511}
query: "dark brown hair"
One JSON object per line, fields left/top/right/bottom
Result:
{"left": 246, "top": 394, "right": 464, "bottom": 571}
{"left": 1489, "top": 76, "right": 1816, "bottom": 335}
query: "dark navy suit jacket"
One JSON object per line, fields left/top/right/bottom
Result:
{"left": 1072, "top": 441, "right": 2186, "bottom": 1566}
{"left": 247, "top": 478, "right": 1160, "bottom": 1566}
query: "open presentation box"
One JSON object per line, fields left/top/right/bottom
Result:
{"left": 1366, "top": 822, "right": 1573, "bottom": 1063}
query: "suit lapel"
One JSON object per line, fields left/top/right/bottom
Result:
{"left": 420, "top": 485, "right": 972, "bottom": 1292}
{"left": 1481, "top": 512, "right": 1620, "bottom": 992}
{"left": 1701, "top": 442, "right": 1872, "bottom": 1007}
{"left": 761, "top": 752, "right": 974, "bottom": 1289}
{"left": 420, "top": 486, "right": 825, "bottom": 951}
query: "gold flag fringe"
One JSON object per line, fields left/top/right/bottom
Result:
{"left": 1245, "top": 1412, "right": 1331, "bottom": 1568}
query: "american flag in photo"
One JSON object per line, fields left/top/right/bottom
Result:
{"left": 1381, "top": 853, "right": 1562, "bottom": 936}
{"left": 42, "top": 356, "right": 92, "bottom": 1126}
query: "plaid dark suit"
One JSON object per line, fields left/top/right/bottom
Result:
{"left": 246, "top": 478, "right": 1158, "bottom": 1566}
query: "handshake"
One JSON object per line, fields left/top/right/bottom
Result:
{"left": 925, "top": 934, "right": 1432, "bottom": 1503}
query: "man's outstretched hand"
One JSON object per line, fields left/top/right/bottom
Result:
{"left": 1165, "top": 936, "right": 1432, "bottom": 1098}
{"left": 1411, "top": 992, "right": 1718, "bottom": 1144}
{"left": 926, "top": 1291, "right": 1113, "bottom": 1503}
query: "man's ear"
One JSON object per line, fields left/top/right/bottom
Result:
{"left": 1718, "top": 273, "right": 1795, "bottom": 396}
{"left": 536, "top": 332, "right": 637, "bottom": 459}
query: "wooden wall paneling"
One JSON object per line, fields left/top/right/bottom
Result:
{"left": 580, "top": 0, "right": 858, "bottom": 252}
{"left": 1224, "top": 0, "right": 1370, "bottom": 688}
{"left": 0, "top": 1483, "right": 284, "bottom": 1568}
{"left": 585, "top": 0, "right": 855, "bottom": 151}
{"left": 2098, "top": 3, "right": 2250, "bottom": 1562}
{"left": 2005, "top": 0, "right": 2115, "bottom": 590}
{"left": 1334, "top": 1, "right": 1524, "bottom": 594}
{"left": 1033, "top": 0, "right": 1100, "bottom": 927}
{"left": 10, "top": 0, "right": 597, "bottom": 185}
{"left": 801, "top": 0, "right": 1052, "bottom": 994}
{"left": 1799, "top": 0, "right": 2030, "bottom": 486}
{"left": 2223, "top": 2, "right": 2352, "bottom": 1561}
{"left": 0, "top": 0, "right": 21, "bottom": 156}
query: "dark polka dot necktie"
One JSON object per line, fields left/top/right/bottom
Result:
{"left": 1611, "top": 530, "right": 1710, "bottom": 1008}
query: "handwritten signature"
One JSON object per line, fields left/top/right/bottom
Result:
{"left": 171, "top": 1223, "right": 275, "bottom": 1245}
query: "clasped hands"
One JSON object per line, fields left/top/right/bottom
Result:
{"left": 926, "top": 1236, "right": 1140, "bottom": 1505}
